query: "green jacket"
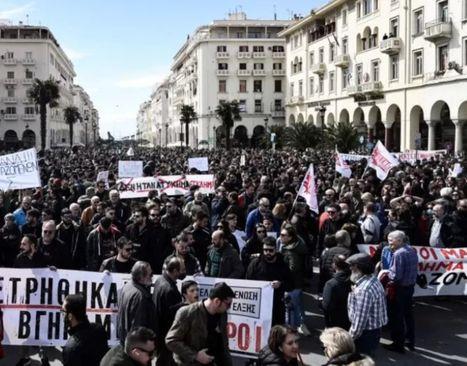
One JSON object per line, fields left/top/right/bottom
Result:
{"left": 281, "top": 239, "right": 308, "bottom": 289}
{"left": 166, "top": 301, "right": 232, "bottom": 366}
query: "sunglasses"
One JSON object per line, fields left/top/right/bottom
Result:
{"left": 135, "top": 347, "right": 155, "bottom": 358}
{"left": 123, "top": 247, "right": 134, "bottom": 252}
{"left": 257, "top": 230, "right": 266, "bottom": 234}
{"left": 149, "top": 214, "right": 160, "bottom": 217}
{"left": 263, "top": 248, "right": 275, "bottom": 253}
{"left": 327, "top": 211, "right": 337, "bottom": 214}
{"left": 43, "top": 230, "right": 54, "bottom": 234}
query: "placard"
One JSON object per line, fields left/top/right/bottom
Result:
{"left": 118, "top": 160, "right": 143, "bottom": 178}
{"left": 188, "top": 157, "right": 209, "bottom": 172}
{"left": 0, "top": 148, "right": 41, "bottom": 190}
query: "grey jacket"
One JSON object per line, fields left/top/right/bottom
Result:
{"left": 166, "top": 301, "right": 232, "bottom": 366}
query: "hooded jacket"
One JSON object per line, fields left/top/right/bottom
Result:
{"left": 86, "top": 224, "right": 121, "bottom": 271}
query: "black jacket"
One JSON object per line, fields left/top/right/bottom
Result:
{"left": 86, "top": 225, "right": 121, "bottom": 271}
{"left": 205, "top": 243, "right": 244, "bottom": 279}
{"left": 38, "top": 237, "right": 72, "bottom": 269}
{"left": 57, "top": 221, "right": 86, "bottom": 269}
{"left": 0, "top": 224, "right": 21, "bottom": 267}
{"left": 322, "top": 271, "right": 351, "bottom": 330}
{"left": 117, "top": 280, "right": 157, "bottom": 344}
{"left": 14, "top": 251, "right": 47, "bottom": 268}
{"left": 449, "top": 211, "right": 467, "bottom": 247}
{"left": 323, "top": 352, "right": 373, "bottom": 365}
{"left": 63, "top": 320, "right": 109, "bottom": 366}
{"left": 259, "top": 347, "right": 299, "bottom": 365}
{"left": 100, "top": 345, "right": 140, "bottom": 366}
{"left": 152, "top": 273, "right": 182, "bottom": 337}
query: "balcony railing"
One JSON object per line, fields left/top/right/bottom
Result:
{"left": 22, "top": 115, "right": 36, "bottom": 121}
{"left": 3, "top": 58, "right": 17, "bottom": 65}
{"left": 361, "top": 81, "right": 383, "bottom": 93}
{"left": 271, "top": 109, "right": 285, "bottom": 118}
{"left": 4, "top": 114, "right": 18, "bottom": 121}
{"left": 272, "top": 69, "right": 286, "bottom": 76}
{"left": 216, "top": 69, "right": 229, "bottom": 76}
{"left": 237, "top": 52, "right": 251, "bottom": 58}
{"left": 334, "top": 54, "right": 350, "bottom": 68}
{"left": 22, "top": 58, "right": 35, "bottom": 65}
{"left": 216, "top": 52, "right": 229, "bottom": 58}
{"left": 424, "top": 19, "right": 452, "bottom": 41}
{"left": 252, "top": 69, "right": 266, "bottom": 76}
{"left": 3, "top": 78, "right": 18, "bottom": 85}
{"left": 237, "top": 69, "right": 251, "bottom": 76}
{"left": 347, "top": 85, "right": 362, "bottom": 95}
{"left": 311, "top": 63, "right": 326, "bottom": 74}
{"left": 22, "top": 78, "right": 33, "bottom": 85}
{"left": 380, "top": 37, "right": 402, "bottom": 55}
{"left": 23, "top": 98, "right": 34, "bottom": 104}
{"left": 252, "top": 52, "right": 266, "bottom": 58}
{"left": 2, "top": 97, "right": 17, "bottom": 104}
{"left": 287, "top": 96, "right": 304, "bottom": 104}
{"left": 272, "top": 52, "right": 286, "bottom": 58}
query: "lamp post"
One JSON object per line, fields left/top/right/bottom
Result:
{"left": 165, "top": 123, "right": 169, "bottom": 146}
{"left": 319, "top": 106, "right": 326, "bottom": 130}
{"left": 158, "top": 127, "right": 162, "bottom": 146}
{"left": 264, "top": 117, "right": 269, "bottom": 148}
{"left": 92, "top": 121, "right": 97, "bottom": 145}
{"left": 179, "top": 120, "right": 184, "bottom": 149}
{"left": 212, "top": 125, "right": 216, "bottom": 149}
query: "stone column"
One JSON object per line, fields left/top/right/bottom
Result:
{"left": 426, "top": 120, "right": 436, "bottom": 151}
{"left": 454, "top": 119, "right": 464, "bottom": 153}
{"left": 366, "top": 121, "right": 375, "bottom": 143}
{"left": 384, "top": 121, "right": 394, "bottom": 150}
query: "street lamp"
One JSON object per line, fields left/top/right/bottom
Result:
{"left": 264, "top": 117, "right": 269, "bottom": 148}
{"left": 158, "top": 127, "right": 162, "bottom": 146}
{"left": 319, "top": 106, "right": 326, "bottom": 130}
{"left": 165, "top": 123, "right": 169, "bottom": 147}
{"left": 92, "top": 121, "right": 97, "bottom": 144}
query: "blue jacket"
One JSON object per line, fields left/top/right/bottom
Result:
{"left": 13, "top": 207, "right": 27, "bottom": 229}
{"left": 245, "top": 208, "right": 279, "bottom": 239}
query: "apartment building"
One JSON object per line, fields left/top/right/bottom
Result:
{"left": 0, "top": 22, "right": 98, "bottom": 149}
{"left": 143, "top": 12, "right": 293, "bottom": 148}
{"left": 281, "top": 0, "right": 467, "bottom": 152}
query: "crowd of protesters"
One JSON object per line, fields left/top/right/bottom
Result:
{"left": 0, "top": 145, "right": 465, "bottom": 366}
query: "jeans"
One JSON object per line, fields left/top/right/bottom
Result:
{"left": 388, "top": 285, "right": 415, "bottom": 347}
{"left": 286, "top": 289, "right": 304, "bottom": 328}
{"left": 355, "top": 328, "right": 381, "bottom": 357}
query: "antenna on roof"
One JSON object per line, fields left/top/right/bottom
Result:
{"left": 26, "top": 14, "right": 29, "bottom": 25}
{"left": 273, "top": 4, "right": 277, "bottom": 20}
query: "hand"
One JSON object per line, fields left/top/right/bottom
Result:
{"left": 104, "top": 270, "right": 111, "bottom": 275}
{"left": 271, "top": 281, "right": 281, "bottom": 289}
{"left": 195, "top": 349, "right": 214, "bottom": 364}
{"left": 48, "top": 266, "right": 57, "bottom": 272}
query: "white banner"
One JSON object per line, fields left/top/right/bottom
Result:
{"left": 338, "top": 153, "right": 369, "bottom": 162}
{"left": 395, "top": 150, "right": 447, "bottom": 165}
{"left": 116, "top": 177, "right": 159, "bottom": 199}
{"left": 96, "top": 171, "right": 109, "bottom": 189}
{"left": 297, "top": 164, "right": 318, "bottom": 213}
{"left": 0, "top": 148, "right": 41, "bottom": 190}
{"left": 118, "top": 160, "right": 143, "bottom": 178}
{"left": 367, "top": 141, "right": 399, "bottom": 181}
{"left": 358, "top": 245, "right": 467, "bottom": 296}
{"left": 188, "top": 157, "right": 209, "bottom": 172}
{"left": 0, "top": 269, "right": 273, "bottom": 357}
{"left": 335, "top": 153, "right": 352, "bottom": 178}
{"left": 157, "top": 175, "right": 215, "bottom": 195}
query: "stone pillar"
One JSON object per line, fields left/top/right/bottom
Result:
{"left": 454, "top": 119, "right": 464, "bottom": 153}
{"left": 366, "top": 121, "right": 375, "bottom": 143}
{"left": 384, "top": 121, "right": 394, "bottom": 150}
{"left": 426, "top": 120, "right": 436, "bottom": 151}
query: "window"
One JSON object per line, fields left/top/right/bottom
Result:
{"left": 273, "top": 63, "right": 282, "bottom": 70}
{"left": 7, "top": 87, "right": 14, "bottom": 97}
{"left": 253, "top": 80, "right": 263, "bottom": 92}
{"left": 464, "top": 0, "right": 467, "bottom": 19}
{"left": 219, "top": 80, "right": 227, "bottom": 93}
{"left": 438, "top": 45, "right": 448, "bottom": 71}
{"left": 6, "top": 107, "right": 16, "bottom": 114}
{"left": 363, "top": 0, "right": 372, "bottom": 16}
{"left": 390, "top": 17, "right": 399, "bottom": 37}
{"left": 274, "top": 80, "right": 282, "bottom": 92}
{"left": 6, "top": 71, "right": 14, "bottom": 79}
{"left": 309, "top": 52, "right": 315, "bottom": 66}
{"left": 298, "top": 80, "right": 303, "bottom": 96}
{"left": 342, "top": 38, "right": 348, "bottom": 54}
{"left": 290, "top": 83, "right": 294, "bottom": 97}
{"left": 253, "top": 63, "right": 264, "bottom": 70}
{"left": 25, "top": 69, "right": 33, "bottom": 79}
{"left": 318, "top": 76, "right": 324, "bottom": 93}
{"left": 272, "top": 45, "right": 284, "bottom": 52}
{"left": 218, "top": 63, "right": 228, "bottom": 70}
{"left": 413, "top": 50, "right": 423, "bottom": 76}
{"left": 217, "top": 45, "right": 227, "bottom": 52}
{"left": 24, "top": 107, "right": 35, "bottom": 115}
{"left": 372, "top": 60, "right": 380, "bottom": 82}
{"left": 390, "top": 55, "right": 399, "bottom": 79}
{"left": 356, "top": 64, "right": 363, "bottom": 85}
{"left": 274, "top": 99, "right": 282, "bottom": 111}
{"left": 374, "top": 0, "right": 379, "bottom": 11}
{"left": 25, "top": 51, "right": 32, "bottom": 59}
{"left": 319, "top": 48, "right": 324, "bottom": 63}
{"left": 239, "top": 63, "right": 247, "bottom": 70}
{"left": 342, "top": 69, "right": 349, "bottom": 89}
{"left": 464, "top": 38, "right": 467, "bottom": 65}
{"left": 5, "top": 52, "right": 14, "bottom": 59}
{"left": 253, "top": 46, "right": 264, "bottom": 52}
{"left": 239, "top": 80, "right": 247, "bottom": 93}
{"left": 309, "top": 78, "right": 314, "bottom": 95}
{"left": 239, "top": 100, "right": 247, "bottom": 113}
{"left": 329, "top": 72, "right": 335, "bottom": 92}
{"left": 50, "top": 54, "right": 54, "bottom": 65}
{"left": 357, "top": 2, "right": 361, "bottom": 18}
{"left": 342, "top": 9, "right": 348, "bottom": 26}
{"left": 239, "top": 45, "right": 249, "bottom": 52}
{"left": 439, "top": 1, "right": 448, "bottom": 22}
{"left": 413, "top": 8, "right": 424, "bottom": 35}
{"left": 255, "top": 100, "right": 262, "bottom": 113}
{"left": 330, "top": 43, "right": 335, "bottom": 62}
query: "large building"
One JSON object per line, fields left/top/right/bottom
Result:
{"left": 0, "top": 22, "right": 98, "bottom": 149}
{"left": 280, "top": 0, "right": 467, "bottom": 152}
{"left": 139, "top": 12, "right": 293, "bottom": 148}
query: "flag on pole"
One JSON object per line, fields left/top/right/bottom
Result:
{"left": 297, "top": 164, "right": 318, "bottom": 213}
{"left": 335, "top": 152, "right": 352, "bottom": 178}
{"left": 367, "top": 140, "right": 399, "bottom": 181}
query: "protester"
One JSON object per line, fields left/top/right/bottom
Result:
{"left": 163, "top": 233, "right": 203, "bottom": 276}
{"left": 14, "top": 234, "right": 46, "bottom": 268}
{"left": 0, "top": 213, "right": 21, "bottom": 267}
{"left": 86, "top": 216, "right": 121, "bottom": 271}
{"left": 205, "top": 229, "right": 244, "bottom": 279}
{"left": 38, "top": 220, "right": 72, "bottom": 269}
{"left": 100, "top": 236, "right": 136, "bottom": 273}
{"left": 258, "top": 325, "right": 301, "bottom": 366}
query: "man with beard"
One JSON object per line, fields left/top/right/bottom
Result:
{"left": 161, "top": 199, "right": 191, "bottom": 238}
{"left": 152, "top": 257, "right": 184, "bottom": 366}
{"left": 148, "top": 207, "right": 172, "bottom": 273}
{"left": 0, "top": 213, "right": 21, "bottom": 267}
{"left": 449, "top": 198, "right": 467, "bottom": 247}
{"left": 163, "top": 233, "right": 203, "bottom": 276}
{"left": 346, "top": 253, "right": 387, "bottom": 357}
{"left": 109, "top": 190, "right": 131, "bottom": 233}
{"left": 245, "top": 197, "right": 273, "bottom": 239}
{"left": 14, "top": 234, "right": 46, "bottom": 268}
{"left": 100, "top": 237, "right": 136, "bottom": 274}
{"left": 205, "top": 230, "right": 243, "bottom": 279}
{"left": 86, "top": 217, "right": 121, "bottom": 271}
{"left": 21, "top": 208, "right": 41, "bottom": 238}
{"left": 187, "top": 211, "right": 211, "bottom": 269}
{"left": 61, "top": 294, "right": 108, "bottom": 366}
{"left": 38, "top": 220, "right": 72, "bottom": 269}
{"left": 57, "top": 208, "right": 86, "bottom": 269}
{"left": 246, "top": 236, "right": 292, "bottom": 325}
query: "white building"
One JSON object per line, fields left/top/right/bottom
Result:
{"left": 72, "top": 84, "right": 99, "bottom": 146}
{"left": 0, "top": 22, "right": 98, "bottom": 149}
{"left": 280, "top": 0, "right": 467, "bottom": 152}
{"left": 145, "top": 12, "right": 293, "bottom": 148}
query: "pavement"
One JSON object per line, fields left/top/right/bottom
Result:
{"left": 1, "top": 290, "right": 467, "bottom": 366}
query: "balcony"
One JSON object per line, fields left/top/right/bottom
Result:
{"left": 252, "top": 69, "right": 266, "bottom": 76}
{"left": 3, "top": 58, "right": 17, "bottom": 66}
{"left": 254, "top": 106, "right": 263, "bottom": 113}
{"left": 2, "top": 97, "right": 17, "bottom": 104}
{"left": 361, "top": 81, "right": 383, "bottom": 94}
{"left": 22, "top": 115, "right": 36, "bottom": 121}
{"left": 271, "top": 109, "right": 285, "bottom": 118}
{"left": 334, "top": 54, "right": 351, "bottom": 68}
{"left": 23, "top": 98, "right": 34, "bottom": 104}
{"left": 4, "top": 114, "right": 18, "bottom": 121}
{"left": 22, "top": 78, "right": 33, "bottom": 85}
{"left": 237, "top": 69, "right": 251, "bottom": 76}
{"left": 252, "top": 52, "right": 266, "bottom": 59}
{"left": 272, "top": 52, "right": 286, "bottom": 58}
{"left": 3, "top": 78, "right": 18, "bottom": 85}
{"left": 424, "top": 19, "right": 452, "bottom": 42}
{"left": 287, "top": 96, "right": 304, "bottom": 104}
{"left": 237, "top": 52, "right": 251, "bottom": 59}
{"left": 216, "top": 52, "right": 229, "bottom": 59}
{"left": 216, "top": 69, "right": 229, "bottom": 76}
{"left": 22, "top": 58, "right": 35, "bottom": 65}
{"left": 380, "top": 37, "right": 402, "bottom": 55}
{"left": 347, "top": 85, "right": 362, "bottom": 96}
{"left": 272, "top": 69, "right": 286, "bottom": 76}
{"left": 311, "top": 63, "right": 326, "bottom": 75}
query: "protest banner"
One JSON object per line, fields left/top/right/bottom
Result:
{"left": 335, "top": 153, "right": 352, "bottom": 178}
{"left": 188, "top": 157, "right": 209, "bottom": 172}
{"left": 117, "top": 160, "right": 143, "bottom": 178}
{"left": 0, "top": 148, "right": 41, "bottom": 191}
{"left": 157, "top": 175, "right": 215, "bottom": 195}
{"left": 395, "top": 149, "right": 446, "bottom": 165}
{"left": 358, "top": 244, "right": 467, "bottom": 296}
{"left": 0, "top": 268, "right": 273, "bottom": 357}
{"left": 297, "top": 164, "right": 318, "bottom": 213}
{"left": 367, "top": 141, "right": 399, "bottom": 181}
{"left": 116, "top": 177, "right": 159, "bottom": 199}
{"left": 96, "top": 170, "right": 109, "bottom": 189}
{"left": 337, "top": 153, "right": 369, "bottom": 162}
{"left": 450, "top": 163, "right": 463, "bottom": 178}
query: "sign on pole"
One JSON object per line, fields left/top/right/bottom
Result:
{"left": 0, "top": 148, "right": 41, "bottom": 190}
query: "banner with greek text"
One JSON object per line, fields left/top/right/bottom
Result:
{"left": 337, "top": 153, "right": 369, "bottom": 162}
{"left": 157, "top": 175, "right": 215, "bottom": 195}
{"left": 395, "top": 150, "right": 447, "bottom": 165}
{"left": 358, "top": 245, "right": 467, "bottom": 296}
{"left": 0, "top": 269, "right": 273, "bottom": 357}
{"left": 0, "top": 148, "right": 41, "bottom": 191}
{"left": 116, "top": 177, "right": 159, "bottom": 199}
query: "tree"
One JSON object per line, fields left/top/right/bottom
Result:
{"left": 180, "top": 104, "right": 197, "bottom": 147}
{"left": 325, "top": 120, "right": 360, "bottom": 153}
{"left": 283, "top": 122, "right": 323, "bottom": 151}
{"left": 27, "top": 78, "right": 60, "bottom": 150}
{"left": 215, "top": 100, "right": 241, "bottom": 150}
{"left": 63, "top": 106, "right": 82, "bottom": 147}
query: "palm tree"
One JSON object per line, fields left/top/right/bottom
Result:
{"left": 325, "top": 120, "right": 360, "bottom": 152}
{"left": 180, "top": 104, "right": 197, "bottom": 147}
{"left": 27, "top": 78, "right": 60, "bottom": 150}
{"left": 260, "top": 125, "right": 286, "bottom": 149}
{"left": 63, "top": 106, "right": 81, "bottom": 147}
{"left": 215, "top": 100, "right": 241, "bottom": 150}
{"left": 283, "top": 122, "right": 323, "bottom": 151}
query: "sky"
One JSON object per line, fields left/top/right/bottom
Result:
{"left": 0, "top": 0, "right": 325, "bottom": 139}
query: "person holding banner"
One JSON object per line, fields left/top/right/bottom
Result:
{"left": 14, "top": 233, "right": 46, "bottom": 268}
{"left": 38, "top": 220, "right": 72, "bottom": 269}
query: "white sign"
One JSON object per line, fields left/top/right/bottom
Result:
{"left": 96, "top": 171, "right": 109, "bottom": 189}
{"left": 240, "top": 155, "right": 246, "bottom": 166}
{"left": 117, "top": 177, "right": 159, "bottom": 199}
{"left": 0, "top": 148, "right": 41, "bottom": 190}
{"left": 395, "top": 150, "right": 447, "bottom": 165}
{"left": 335, "top": 153, "right": 352, "bottom": 178}
{"left": 118, "top": 160, "right": 143, "bottom": 178}
{"left": 367, "top": 141, "right": 399, "bottom": 181}
{"left": 450, "top": 163, "right": 463, "bottom": 178}
{"left": 157, "top": 175, "right": 215, "bottom": 195}
{"left": 126, "top": 147, "right": 134, "bottom": 157}
{"left": 338, "top": 153, "right": 369, "bottom": 162}
{"left": 188, "top": 157, "right": 209, "bottom": 172}
{"left": 297, "top": 164, "right": 318, "bottom": 213}
{"left": 0, "top": 269, "right": 273, "bottom": 357}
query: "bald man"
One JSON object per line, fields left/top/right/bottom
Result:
{"left": 38, "top": 220, "right": 72, "bottom": 269}
{"left": 205, "top": 230, "right": 244, "bottom": 279}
